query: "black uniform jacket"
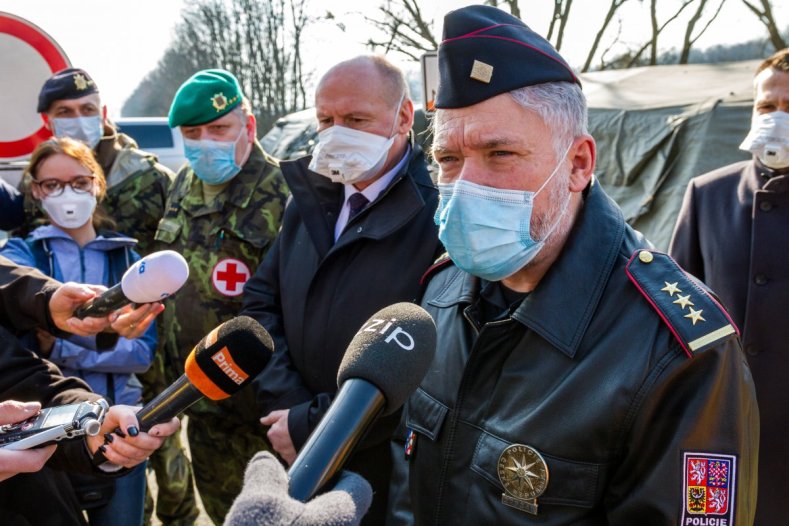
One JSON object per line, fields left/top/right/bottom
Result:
{"left": 670, "top": 159, "right": 789, "bottom": 524}
{"left": 241, "top": 142, "right": 442, "bottom": 510}
{"left": 389, "top": 181, "right": 759, "bottom": 525}
{"left": 0, "top": 257, "right": 105, "bottom": 525}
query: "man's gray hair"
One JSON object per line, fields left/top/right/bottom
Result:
{"left": 508, "top": 81, "right": 588, "bottom": 159}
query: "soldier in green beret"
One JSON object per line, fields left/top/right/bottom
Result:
{"left": 33, "top": 67, "right": 195, "bottom": 526}
{"left": 153, "top": 69, "right": 288, "bottom": 524}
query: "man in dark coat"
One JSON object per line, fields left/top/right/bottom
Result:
{"left": 670, "top": 48, "right": 789, "bottom": 525}
{"left": 241, "top": 55, "right": 442, "bottom": 524}
{"left": 388, "top": 6, "right": 758, "bottom": 525}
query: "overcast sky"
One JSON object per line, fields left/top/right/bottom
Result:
{"left": 0, "top": 0, "right": 785, "bottom": 118}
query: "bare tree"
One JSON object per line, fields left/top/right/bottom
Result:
{"left": 484, "top": 0, "right": 522, "bottom": 19}
{"left": 366, "top": 0, "right": 438, "bottom": 60}
{"left": 623, "top": 0, "right": 694, "bottom": 68}
{"left": 545, "top": 0, "right": 574, "bottom": 51}
{"left": 678, "top": 0, "right": 726, "bottom": 64}
{"left": 582, "top": 0, "right": 628, "bottom": 72}
{"left": 741, "top": 0, "right": 787, "bottom": 50}
{"left": 123, "top": 0, "right": 311, "bottom": 132}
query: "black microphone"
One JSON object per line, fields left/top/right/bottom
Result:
{"left": 135, "top": 316, "right": 274, "bottom": 431}
{"left": 74, "top": 250, "right": 189, "bottom": 319}
{"left": 287, "top": 302, "right": 437, "bottom": 501}
{"left": 92, "top": 316, "right": 273, "bottom": 467}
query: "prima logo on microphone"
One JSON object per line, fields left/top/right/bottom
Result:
{"left": 359, "top": 318, "right": 415, "bottom": 350}
{"left": 211, "top": 348, "right": 249, "bottom": 385}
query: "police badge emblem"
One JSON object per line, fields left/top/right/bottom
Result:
{"left": 497, "top": 444, "right": 549, "bottom": 515}
{"left": 73, "top": 73, "right": 89, "bottom": 91}
{"left": 211, "top": 92, "right": 228, "bottom": 111}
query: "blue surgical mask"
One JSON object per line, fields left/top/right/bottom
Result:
{"left": 184, "top": 126, "right": 248, "bottom": 185}
{"left": 435, "top": 145, "right": 571, "bottom": 281}
{"left": 51, "top": 116, "right": 103, "bottom": 149}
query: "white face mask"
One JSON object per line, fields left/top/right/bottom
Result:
{"left": 740, "top": 111, "right": 789, "bottom": 169}
{"left": 309, "top": 94, "right": 405, "bottom": 185}
{"left": 41, "top": 186, "right": 97, "bottom": 229}
{"left": 51, "top": 116, "right": 104, "bottom": 149}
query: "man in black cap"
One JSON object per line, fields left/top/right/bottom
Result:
{"left": 388, "top": 5, "right": 758, "bottom": 525}
{"left": 31, "top": 68, "right": 174, "bottom": 256}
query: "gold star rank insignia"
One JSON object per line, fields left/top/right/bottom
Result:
{"left": 211, "top": 93, "right": 228, "bottom": 111}
{"left": 685, "top": 307, "right": 706, "bottom": 325}
{"left": 661, "top": 282, "right": 681, "bottom": 296}
{"left": 470, "top": 60, "right": 494, "bottom": 84}
{"left": 673, "top": 294, "right": 694, "bottom": 310}
{"left": 74, "top": 73, "right": 89, "bottom": 91}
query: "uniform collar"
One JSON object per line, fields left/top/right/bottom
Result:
{"left": 180, "top": 142, "right": 275, "bottom": 215}
{"left": 430, "top": 178, "right": 626, "bottom": 358}
{"left": 739, "top": 159, "right": 789, "bottom": 199}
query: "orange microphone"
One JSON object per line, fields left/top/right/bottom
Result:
{"left": 134, "top": 316, "right": 273, "bottom": 431}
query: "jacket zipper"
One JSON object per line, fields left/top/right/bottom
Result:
{"left": 432, "top": 309, "right": 511, "bottom": 525}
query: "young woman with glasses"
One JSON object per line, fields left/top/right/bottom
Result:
{"left": 0, "top": 137, "right": 155, "bottom": 526}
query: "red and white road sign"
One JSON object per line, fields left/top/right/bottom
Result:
{"left": 211, "top": 258, "right": 251, "bottom": 297}
{"left": 0, "top": 12, "right": 70, "bottom": 161}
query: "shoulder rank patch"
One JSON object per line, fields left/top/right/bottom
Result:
{"left": 626, "top": 250, "right": 739, "bottom": 358}
{"left": 419, "top": 252, "right": 453, "bottom": 286}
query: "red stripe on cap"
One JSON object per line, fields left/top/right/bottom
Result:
{"left": 441, "top": 29, "right": 579, "bottom": 84}
{"left": 441, "top": 23, "right": 522, "bottom": 42}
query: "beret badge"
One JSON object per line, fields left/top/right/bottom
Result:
{"left": 73, "top": 73, "right": 90, "bottom": 91}
{"left": 212, "top": 93, "right": 228, "bottom": 111}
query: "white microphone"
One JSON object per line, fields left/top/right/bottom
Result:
{"left": 74, "top": 250, "right": 189, "bottom": 319}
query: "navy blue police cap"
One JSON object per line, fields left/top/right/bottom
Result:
{"left": 436, "top": 5, "right": 580, "bottom": 109}
{"left": 37, "top": 68, "right": 99, "bottom": 113}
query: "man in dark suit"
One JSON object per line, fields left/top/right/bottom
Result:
{"left": 670, "top": 48, "right": 789, "bottom": 525}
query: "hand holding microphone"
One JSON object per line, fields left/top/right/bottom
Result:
{"left": 92, "top": 316, "right": 274, "bottom": 468}
{"left": 74, "top": 250, "right": 190, "bottom": 320}
{"left": 287, "top": 302, "right": 437, "bottom": 502}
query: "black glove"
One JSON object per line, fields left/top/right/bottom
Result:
{"left": 224, "top": 451, "right": 373, "bottom": 526}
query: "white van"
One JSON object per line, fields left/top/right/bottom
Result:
{"left": 115, "top": 117, "right": 186, "bottom": 173}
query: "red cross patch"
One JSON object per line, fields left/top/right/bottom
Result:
{"left": 211, "top": 258, "right": 251, "bottom": 297}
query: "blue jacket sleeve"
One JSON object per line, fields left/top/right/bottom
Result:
{"left": 0, "top": 238, "right": 37, "bottom": 268}
{"left": 48, "top": 320, "right": 155, "bottom": 374}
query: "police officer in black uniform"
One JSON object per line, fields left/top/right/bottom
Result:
{"left": 387, "top": 5, "right": 759, "bottom": 525}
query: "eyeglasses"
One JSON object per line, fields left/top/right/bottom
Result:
{"left": 32, "top": 175, "right": 96, "bottom": 197}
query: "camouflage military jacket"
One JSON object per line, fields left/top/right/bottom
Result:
{"left": 97, "top": 131, "right": 174, "bottom": 255}
{"left": 20, "top": 130, "right": 174, "bottom": 256}
{"left": 154, "top": 143, "right": 288, "bottom": 422}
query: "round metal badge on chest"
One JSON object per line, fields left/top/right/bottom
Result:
{"left": 497, "top": 443, "right": 550, "bottom": 515}
{"left": 211, "top": 258, "right": 251, "bottom": 297}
